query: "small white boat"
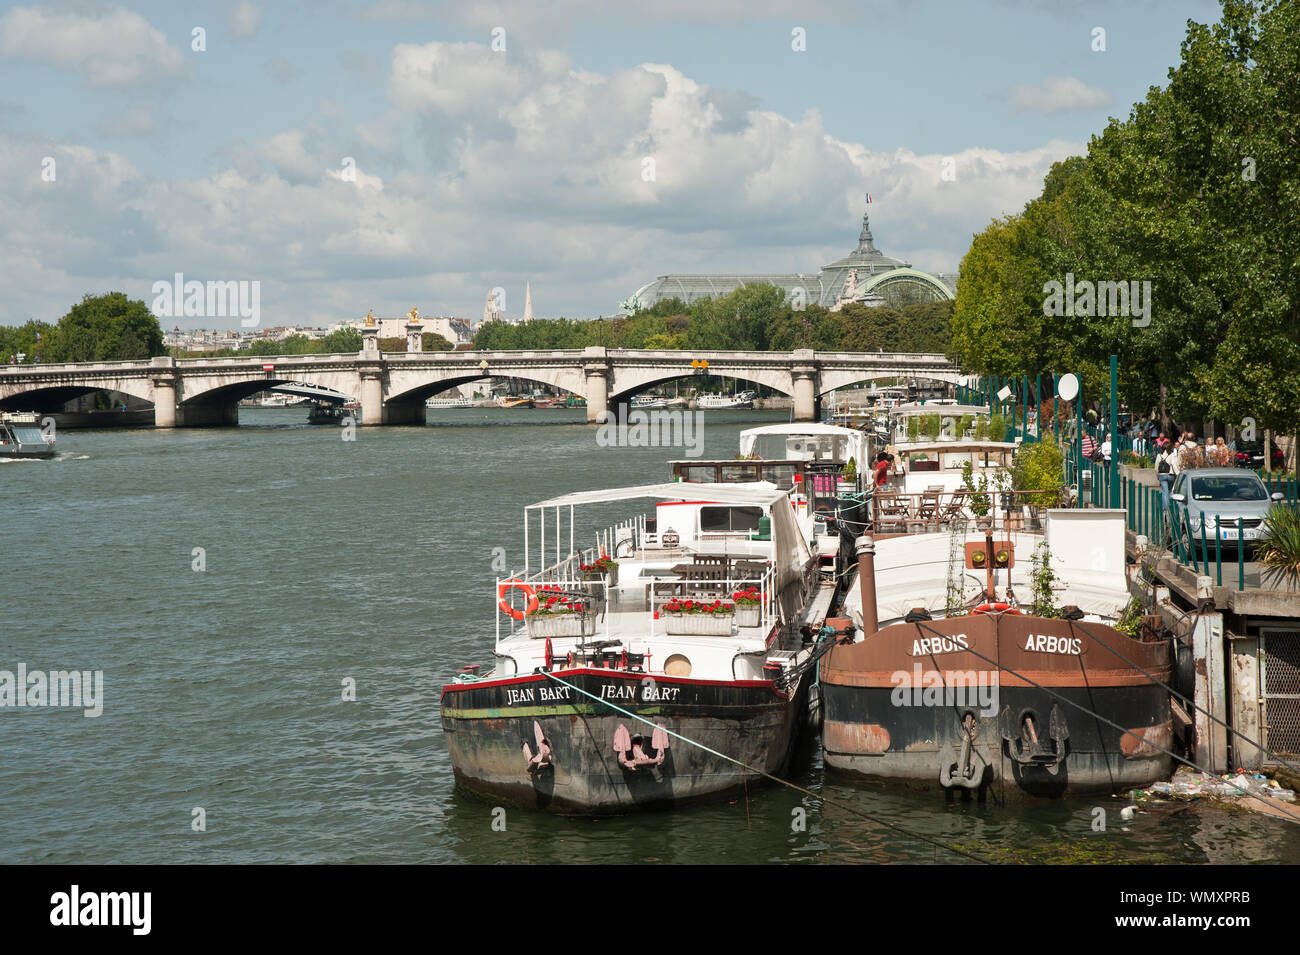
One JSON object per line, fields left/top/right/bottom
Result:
{"left": 696, "top": 390, "right": 756, "bottom": 409}
{"left": 426, "top": 396, "right": 472, "bottom": 409}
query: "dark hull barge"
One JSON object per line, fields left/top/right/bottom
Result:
{"left": 442, "top": 667, "right": 805, "bottom": 812}
{"left": 821, "top": 611, "right": 1174, "bottom": 799}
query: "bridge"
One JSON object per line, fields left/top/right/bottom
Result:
{"left": 0, "top": 341, "right": 964, "bottom": 427}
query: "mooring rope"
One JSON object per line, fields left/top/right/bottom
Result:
{"left": 539, "top": 670, "right": 996, "bottom": 864}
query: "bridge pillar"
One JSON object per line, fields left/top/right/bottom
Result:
{"left": 582, "top": 347, "right": 610, "bottom": 424}
{"left": 151, "top": 360, "right": 179, "bottom": 427}
{"left": 792, "top": 350, "right": 819, "bottom": 422}
{"left": 359, "top": 367, "right": 385, "bottom": 426}
{"left": 177, "top": 403, "right": 239, "bottom": 427}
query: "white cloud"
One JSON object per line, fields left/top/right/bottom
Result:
{"left": 0, "top": 5, "right": 187, "bottom": 89}
{"left": 0, "top": 42, "right": 1083, "bottom": 326}
{"left": 1009, "top": 76, "right": 1111, "bottom": 114}
{"left": 230, "top": 0, "right": 262, "bottom": 38}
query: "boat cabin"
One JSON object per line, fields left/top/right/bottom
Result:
{"left": 0, "top": 412, "right": 56, "bottom": 459}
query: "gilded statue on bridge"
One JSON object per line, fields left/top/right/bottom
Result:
{"left": 364, "top": 309, "right": 376, "bottom": 327}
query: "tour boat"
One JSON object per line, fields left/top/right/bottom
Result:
{"left": 819, "top": 506, "right": 1176, "bottom": 800}
{"left": 695, "top": 391, "right": 757, "bottom": 410}
{"left": 0, "top": 411, "right": 55, "bottom": 459}
{"left": 306, "top": 401, "right": 348, "bottom": 424}
{"left": 441, "top": 482, "right": 836, "bottom": 812}
{"left": 426, "top": 396, "right": 471, "bottom": 409}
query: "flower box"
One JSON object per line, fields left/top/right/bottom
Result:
{"left": 735, "top": 605, "right": 762, "bottom": 628}
{"left": 526, "top": 614, "right": 596, "bottom": 638}
{"left": 663, "top": 613, "right": 734, "bottom": 636}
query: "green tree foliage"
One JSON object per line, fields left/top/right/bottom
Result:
{"left": 2, "top": 293, "right": 165, "bottom": 363}
{"left": 950, "top": 0, "right": 1300, "bottom": 435}
{"left": 470, "top": 284, "right": 952, "bottom": 355}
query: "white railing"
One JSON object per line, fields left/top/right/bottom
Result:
{"left": 495, "top": 544, "right": 779, "bottom": 648}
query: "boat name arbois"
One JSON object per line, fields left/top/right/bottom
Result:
{"left": 910, "top": 634, "right": 970, "bottom": 656}
{"left": 1024, "top": 633, "right": 1083, "bottom": 655}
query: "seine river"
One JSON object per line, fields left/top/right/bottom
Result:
{"left": 2, "top": 407, "right": 1296, "bottom": 864}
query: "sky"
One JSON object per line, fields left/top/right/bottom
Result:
{"left": 0, "top": 0, "right": 1226, "bottom": 329}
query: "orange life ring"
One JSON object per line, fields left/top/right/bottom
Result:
{"left": 497, "top": 580, "right": 538, "bottom": 620}
{"left": 972, "top": 602, "right": 1021, "bottom": 615}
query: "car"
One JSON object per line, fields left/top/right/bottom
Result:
{"left": 1233, "top": 439, "right": 1285, "bottom": 471}
{"left": 1170, "top": 468, "right": 1284, "bottom": 554}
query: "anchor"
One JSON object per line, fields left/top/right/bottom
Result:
{"left": 521, "top": 720, "right": 554, "bottom": 774}
{"left": 939, "top": 712, "right": 984, "bottom": 789}
{"left": 615, "top": 723, "right": 669, "bottom": 773}
{"left": 1000, "top": 704, "right": 1069, "bottom": 767}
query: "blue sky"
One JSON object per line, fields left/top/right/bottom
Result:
{"left": 0, "top": 0, "right": 1224, "bottom": 328}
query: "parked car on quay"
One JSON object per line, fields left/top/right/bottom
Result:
{"left": 1170, "top": 468, "right": 1284, "bottom": 555}
{"left": 1233, "top": 439, "right": 1285, "bottom": 471}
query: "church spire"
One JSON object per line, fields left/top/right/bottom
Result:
{"left": 856, "top": 212, "right": 880, "bottom": 256}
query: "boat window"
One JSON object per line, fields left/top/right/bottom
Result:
{"left": 681, "top": 465, "right": 718, "bottom": 483}
{"left": 764, "top": 464, "right": 798, "bottom": 489}
{"left": 12, "top": 427, "right": 46, "bottom": 443}
{"left": 719, "top": 464, "right": 760, "bottom": 483}
{"left": 700, "top": 506, "right": 763, "bottom": 533}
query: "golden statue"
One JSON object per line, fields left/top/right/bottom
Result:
{"left": 364, "top": 309, "right": 376, "bottom": 327}
{"left": 408, "top": 307, "right": 420, "bottom": 323}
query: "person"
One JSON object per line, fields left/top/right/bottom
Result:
{"left": 874, "top": 451, "right": 890, "bottom": 488}
{"left": 1180, "top": 435, "right": 1204, "bottom": 471}
{"left": 1101, "top": 435, "right": 1112, "bottom": 477}
{"left": 1209, "top": 436, "right": 1229, "bottom": 467}
{"left": 1156, "top": 443, "right": 1176, "bottom": 508}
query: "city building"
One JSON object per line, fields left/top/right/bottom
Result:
{"left": 629, "top": 210, "right": 957, "bottom": 311}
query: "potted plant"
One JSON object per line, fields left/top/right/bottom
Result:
{"left": 1257, "top": 504, "right": 1300, "bottom": 588}
{"left": 527, "top": 586, "right": 597, "bottom": 638}
{"left": 732, "top": 587, "right": 762, "bottom": 627}
{"left": 579, "top": 553, "right": 619, "bottom": 591}
{"left": 961, "top": 460, "right": 993, "bottom": 525}
{"left": 661, "top": 598, "right": 735, "bottom": 635}
{"left": 1010, "top": 440, "right": 1065, "bottom": 529}
{"left": 839, "top": 457, "right": 857, "bottom": 494}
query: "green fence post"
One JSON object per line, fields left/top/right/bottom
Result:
{"left": 1238, "top": 517, "right": 1245, "bottom": 591}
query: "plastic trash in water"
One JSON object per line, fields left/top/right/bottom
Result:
{"left": 1120, "top": 806, "right": 1136, "bottom": 821}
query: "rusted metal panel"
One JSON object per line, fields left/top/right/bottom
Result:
{"left": 1119, "top": 722, "right": 1172, "bottom": 759}
{"left": 1229, "top": 636, "right": 1262, "bottom": 771}
{"left": 824, "top": 719, "right": 890, "bottom": 754}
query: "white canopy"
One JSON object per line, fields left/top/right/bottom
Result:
{"left": 738, "top": 423, "right": 872, "bottom": 466}
{"left": 527, "top": 482, "right": 811, "bottom": 593}
{"left": 528, "top": 482, "right": 787, "bottom": 510}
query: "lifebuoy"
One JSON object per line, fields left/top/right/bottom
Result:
{"left": 972, "top": 602, "right": 1021, "bottom": 615}
{"left": 497, "top": 580, "right": 538, "bottom": 620}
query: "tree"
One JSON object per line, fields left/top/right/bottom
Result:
{"left": 49, "top": 292, "right": 165, "bottom": 362}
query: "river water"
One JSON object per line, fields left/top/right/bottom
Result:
{"left": 2, "top": 407, "right": 1296, "bottom": 864}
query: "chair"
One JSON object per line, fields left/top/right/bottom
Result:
{"left": 917, "top": 488, "right": 943, "bottom": 527}
{"left": 936, "top": 490, "right": 968, "bottom": 525}
{"left": 874, "top": 490, "right": 912, "bottom": 534}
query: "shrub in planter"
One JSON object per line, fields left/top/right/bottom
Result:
{"left": 732, "top": 587, "right": 762, "bottom": 627}
{"left": 661, "top": 598, "right": 735, "bottom": 635}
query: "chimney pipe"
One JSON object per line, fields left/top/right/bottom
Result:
{"left": 855, "top": 533, "right": 878, "bottom": 634}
